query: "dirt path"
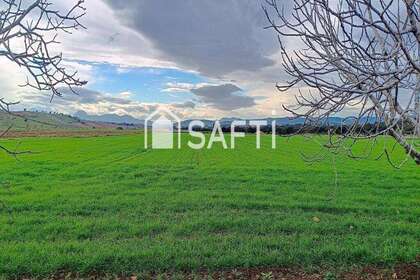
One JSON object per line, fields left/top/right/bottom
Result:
{"left": 35, "top": 263, "right": 420, "bottom": 280}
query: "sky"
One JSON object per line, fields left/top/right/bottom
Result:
{"left": 0, "top": 0, "right": 297, "bottom": 120}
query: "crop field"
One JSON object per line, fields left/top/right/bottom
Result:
{"left": 0, "top": 133, "right": 419, "bottom": 278}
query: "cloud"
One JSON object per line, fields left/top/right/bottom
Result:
{"left": 0, "top": 0, "right": 299, "bottom": 119}
{"left": 19, "top": 88, "right": 153, "bottom": 117}
{"left": 17, "top": 87, "right": 201, "bottom": 119}
{"left": 103, "top": 0, "right": 278, "bottom": 77}
{"left": 0, "top": 58, "right": 27, "bottom": 103}
{"left": 58, "top": 88, "right": 133, "bottom": 105}
{"left": 162, "top": 82, "right": 197, "bottom": 93}
{"left": 53, "top": 0, "right": 176, "bottom": 69}
{"left": 163, "top": 82, "right": 258, "bottom": 111}
{"left": 0, "top": 56, "right": 96, "bottom": 104}
{"left": 118, "top": 91, "right": 133, "bottom": 98}
{"left": 61, "top": 61, "right": 95, "bottom": 84}
{"left": 172, "top": 101, "right": 196, "bottom": 109}
{"left": 191, "top": 84, "right": 256, "bottom": 111}
{"left": 162, "top": 82, "right": 215, "bottom": 93}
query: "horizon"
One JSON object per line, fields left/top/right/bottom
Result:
{"left": 8, "top": 109, "right": 364, "bottom": 123}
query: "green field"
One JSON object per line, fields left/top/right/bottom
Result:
{"left": 0, "top": 134, "right": 419, "bottom": 278}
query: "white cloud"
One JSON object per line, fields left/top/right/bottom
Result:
{"left": 0, "top": 57, "right": 35, "bottom": 105}
{"left": 162, "top": 82, "right": 215, "bottom": 93}
{"left": 61, "top": 61, "right": 95, "bottom": 85}
{"left": 118, "top": 91, "right": 133, "bottom": 98}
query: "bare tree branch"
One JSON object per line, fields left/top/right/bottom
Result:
{"left": 264, "top": 0, "right": 420, "bottom": 165}
{"left": 0, "top": 0, "right": 87, "bottom": 99}
{"left": 0, "top": 0, "right": 87, "bottom": 155}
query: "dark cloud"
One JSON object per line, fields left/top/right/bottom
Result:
{"left": 103, "top": 0, "right": 278, "bottom": 77}
{"left": 24, "top": 88, "right": 133, "bottom": 106}
{"left": 191, "top": 84, "right": 255, "bottom": 110}
{"left": 59, "top": 88, "right": 133, "bottom": 105}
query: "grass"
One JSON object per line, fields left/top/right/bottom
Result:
{"left": 0, "top": 133, "right": 418, "bottom": 278}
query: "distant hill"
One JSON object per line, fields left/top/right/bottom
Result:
{"left": 0, "top": 111, "right": 139, "bottom": 132}
{"left": 0, "top": 111, "right": 378, "bottom": 133}
{"left": 0, "top": 111, "right": 85, "bottom": 131}
{"left": 74, "top": 111, "right": 144, "bottom": 125}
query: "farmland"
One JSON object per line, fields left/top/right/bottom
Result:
{"left": 0, "top": 133, "right": 419, "bottom": 278}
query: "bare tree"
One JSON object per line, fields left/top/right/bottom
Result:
{"left": 264, "top": 0, "right": 420, "bottom": 166}
{"left": 0, "top": 0, "right": 86, "bottom": 155}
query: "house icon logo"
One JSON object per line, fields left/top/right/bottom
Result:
{"left": 145, "top": 108, "right": 181, "bottom": 149}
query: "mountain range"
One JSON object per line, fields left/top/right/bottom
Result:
{"left": 74, "top": 111, "right": 144, "bottom": 125}
{"left": 74, "top": 111, "right": 377, "bottom": 128}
